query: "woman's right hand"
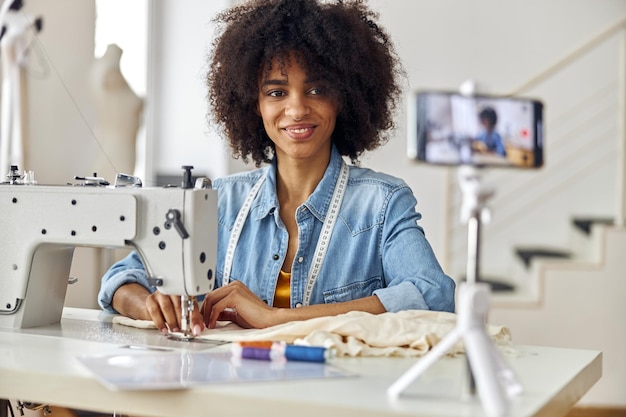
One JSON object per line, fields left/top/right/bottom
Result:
{"left": 112, "top": 283, "right": 205, "bottom": 336}
{"left": 145, "top": 291, "right": 205, "bottom": 336}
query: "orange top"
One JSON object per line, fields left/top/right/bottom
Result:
{"left": 273, "top": 269, "right": 291, "bottom": 308}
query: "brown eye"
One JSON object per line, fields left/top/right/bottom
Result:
{"left": 268, "top": 90, "right": 285, "bottom": 97}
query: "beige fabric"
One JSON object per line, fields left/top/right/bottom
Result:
{"left": 114, "top": 315, "right": 156, "bottom": 329}
{"left": 112, "top": 310, "right": 512, "bottom": 357}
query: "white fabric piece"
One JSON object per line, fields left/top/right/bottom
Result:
{"left": 112, "top": 310, "right": 512, "bottom": 357}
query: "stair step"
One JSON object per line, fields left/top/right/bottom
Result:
{"left": 572, "top": 217, "right": 614, "bottom": 235}
{"left": 515, "top": 247, "right": 572, "bottom": 269}
{"left": 460, "top": 276, "right": 515, "bottom": 292}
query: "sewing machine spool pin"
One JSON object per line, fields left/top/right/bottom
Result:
{"left": 5, "top": 164, "right": 21, "bottom": 184}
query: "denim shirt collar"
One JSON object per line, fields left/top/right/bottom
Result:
{"left": 254, "top": 144, "right": 345, "bottom": 223}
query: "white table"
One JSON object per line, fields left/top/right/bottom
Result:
{"left": 0, "top": 308, "right": 601, "bottom": 417}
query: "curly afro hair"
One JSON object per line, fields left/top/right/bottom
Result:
{"left": 207, "top": 0, "right": 403, "bottom": 166}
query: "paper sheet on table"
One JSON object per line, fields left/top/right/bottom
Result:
{"left": 77, "top": 350, "right": 351, "bottom": 391}
{"left": 113, "top": 310, "right": 513, "bottom": 357}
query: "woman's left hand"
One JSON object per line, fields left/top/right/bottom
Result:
{"left": 200, "top": 280, "right": 278, "bottom": 329}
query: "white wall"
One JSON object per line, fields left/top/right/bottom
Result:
{"left": 148, "top": 0, "right": 232, "bottom": 185}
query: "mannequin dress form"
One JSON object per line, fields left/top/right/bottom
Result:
{"left": 89, "top": 43, "right": 143, "bottom": 182}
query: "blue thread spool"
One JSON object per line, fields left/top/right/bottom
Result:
{"left": 284, "top": 345, "right": 328, "bottom": 362}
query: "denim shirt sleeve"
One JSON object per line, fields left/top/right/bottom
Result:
{"left": 372, "top": 185, "right": 456, "bottom": 313}
{"left": 97, "top": 251, "right": 155, "bottom": 313}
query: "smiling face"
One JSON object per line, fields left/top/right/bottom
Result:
{"left": 257, "top": 55, "right": 339, "bottom": 165}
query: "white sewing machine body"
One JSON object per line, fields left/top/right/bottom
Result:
{"left": 0, "top": 174, "right": 218, "bottom": 329}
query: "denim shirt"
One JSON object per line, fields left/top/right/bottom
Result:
{"left": 98, "top": 146, "right": 456, "bottom": 314}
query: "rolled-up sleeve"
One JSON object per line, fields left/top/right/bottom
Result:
{"left": 374, "top": 281, "right": 429, "bottom": 311}
{"left": 98, "top": 251, "right": 154, "bottom": 313}
{"left": 375, "top": 185, "right": 456, "bottom": 313}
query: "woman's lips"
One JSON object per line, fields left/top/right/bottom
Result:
{"left": 282, "top": 124, "right": 316, "bottom": 140}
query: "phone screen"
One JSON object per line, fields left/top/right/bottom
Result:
{"left": 408, "top": 91, "right": 544, "bottom": 168}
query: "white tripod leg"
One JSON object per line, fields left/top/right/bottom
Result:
{"left": 460, "top": 282, "right": 523, "bottom": 401}
{"left": 460, "top": 282, "right": 519, "bottom": 417}
{"left": 387, "top": 326, "right": 463, "bottom": 399}
{"left": 487, "top": 334, "right": 523, "bottom": 397}
{"left": 464, "top": 323, "right": 510, "bottom": 417}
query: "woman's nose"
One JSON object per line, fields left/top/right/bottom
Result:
{"left": 285, "top": 94, "right": 309, "bottom": 120}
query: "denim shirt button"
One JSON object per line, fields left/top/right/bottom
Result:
{"left": 297, "top": 256, "right": 304, "bottom": 263}
{"left": 295, "top": 302, "right": 303, "bottom": 308}
{"left": 272, "top": 254, "right": 279, "bottom": 260}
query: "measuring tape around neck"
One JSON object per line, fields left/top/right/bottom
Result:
{"left": 222, "top": 160, "right": 349, "bottom": 307}
{"left": 222, "top": 172, "right": 267, "bottom": 288}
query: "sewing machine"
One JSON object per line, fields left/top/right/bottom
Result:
{"left": 0, "top": 165, "right": 218, "bottom": 334}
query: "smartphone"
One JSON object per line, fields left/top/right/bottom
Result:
{"left": 408, "top": 90, "right": 544, "bottom": 168}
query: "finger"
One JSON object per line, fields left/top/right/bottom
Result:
{"left": 208, "top": 299, "right": 252, "bottom": 329}
{"left": 201, "top": 282, "right": 252, "bottom": 327}
{"left": 150, "top": 293, "right": 180, "bottom": 333}
{"left": 145, "top": 297, "right": 168, "bottom": 335}
{"left": 201, "top": 298, "right": 218, "bottom": 328}
{"left": 199, "top": 296, "right": 211, "bottom": 322}
{"left": 207, "top": 299, "right": 231, "bottom": 329}
{"left": 218, "top": 308, "right": 238, "bottom": 323}
{"left": 202, "top": 283, "right": 231, "bottom": 304}
{"left": 202, "top": 291, "right": 237, "bottom": 328}
{"left": 161, "top": 295, "right": 182, "bottom": 332}
{"left": 217, "top": 307, "right": 253, "bottom": 329}
{"left": 200, "top": 288, "right": 228, "bottom": 325}
{"left": 191, "top": 299, "right": 205, "bottom": 336}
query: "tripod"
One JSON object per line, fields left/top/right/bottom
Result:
{"left": 387, "top": 166, "right": 522, "bottom": 417}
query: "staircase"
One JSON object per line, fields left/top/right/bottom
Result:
{"left": 488, "top": 222, "right": 626, "bottom": 406}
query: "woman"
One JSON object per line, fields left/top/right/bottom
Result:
{"left": 98, "top": 0, "right": 455, "bottom": 336}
